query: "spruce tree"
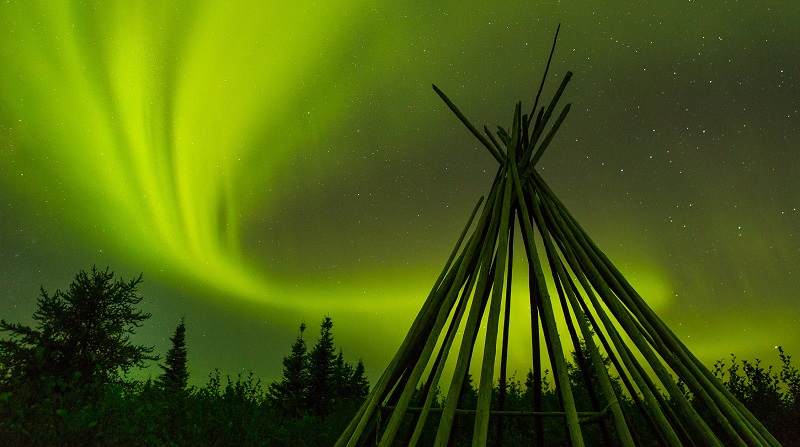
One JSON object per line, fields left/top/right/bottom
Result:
{"left": 332, "top": 349, "right": 352, "bottom": 402}
{"left": 159, "top": 318, "right": 189, "bottom": 392}
{"left": 307, "top": 316, "right": 336, "bottom": 417}
{"left": 349, "top": 358, "right": 369, "bottom": 400}
{"left": 268, "top": 322, "right": 309, "bottom": 418}
{"left": 0, "top": 267, "right": 157, "bottom": 387}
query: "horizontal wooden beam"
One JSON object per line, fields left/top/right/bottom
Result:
{"left": 379, "top": 406, "right": 611, "bottom": 424}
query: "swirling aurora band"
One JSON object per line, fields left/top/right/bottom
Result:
{"left": 0, "top": 1, "right": 395, "bottom": 311}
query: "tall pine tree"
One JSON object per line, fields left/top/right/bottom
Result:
{"left": 348, "top": 358, "right": 369, "bottom": 400}
{"left": 331, "top": 350, "right": 369, "bottom": 403}
{"left": 307, "top": 316, "right": 336, "bottom": 417}
{"left": 269, "top": 317, "right": 370, "bottom": 418}
{"left": 159, "top": 318, "right": 189, "bottom": 392}
{"left": 332, "top": 349, "right": 352, "bottom": 401}
{"left": 268, "top": 322, "right": 309, "bottom": 418}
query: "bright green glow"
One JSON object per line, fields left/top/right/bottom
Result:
{"left": 3, "top": 1, "right": 797, "bottom": 381}
{"left": 0, "top": 0, "right": 381, "bottom": 310}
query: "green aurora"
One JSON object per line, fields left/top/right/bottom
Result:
{"left": 1, "top": 1, "right": 798, "bottom": 383}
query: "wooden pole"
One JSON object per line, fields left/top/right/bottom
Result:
{"left": 509, "top": 157, "right": 585, "bottom": 446}
{"left": 336, "top": 196, "right": 486, "bottom": 447}
{"left": 496, "top": 214, "right": 515, "bottom": 447}
{"left": 534, "top": 172, "right": 762, "bottom": 446}
{"left": 533, "top": 181, "right": 688, "bottom": 446}
{"left": 377, "top": 180, "right": 508, "bottom": 447}
{"left": 433, "top": 171, "right": 508, "bottom": 447}
{"left": 432, "top": 84, "right": 506, "bottom": 164}
{"left": 548, "top": 253, "right": 636, "bottom": 447}
{"left": 533, "top": 179, "right": 726, "bottom": 447}
{"left": 520, "top": 72, "right": 573, "bottom": 165}
{"left": 407, "top": 269, "right": 479, "bottom": 447}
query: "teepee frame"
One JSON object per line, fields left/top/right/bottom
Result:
{"left": 336, "top": 26, "right": 781, "bottom": 447}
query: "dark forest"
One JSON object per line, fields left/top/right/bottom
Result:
{"left": 1, "top": 268, "right": 798, "bottom": 446}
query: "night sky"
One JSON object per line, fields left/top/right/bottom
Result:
{"left": 1, "top": 2, "right": 798, "bottom": 385}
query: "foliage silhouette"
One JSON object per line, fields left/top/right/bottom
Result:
{"left": 307, "top": 316, "right": 336, "bottom": 417}
{"left": 708, "top": 348, "right": 800, "bottom": 443}
{"left": 268, "top": 322, "right": 310, "bottom": 418}
{"left": 1, "top": 267, "right": 799, "bottom": 446}
{"left": 159, "top": 317, "right": 189, "bottom": 392}
{"left": 269, "top": 317, "right": 369, "bottom": 421}
{"left": 0, "top": 267, "right": 157, "bottom": 390}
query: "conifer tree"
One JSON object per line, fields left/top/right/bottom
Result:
{"left": 268, "top": 322, "right": 309, "bottom": 418}
{"left": 348, "top": 358, "right": 369, "bottom": 400}
{"left": 307, "top": 316, "right": 336, "bottom": 417}
{"left": 332, "top": 349, "right": 352, "bottom": 401}
{"left": 0, "top": 267, "right": 157, "bottom": 387}
{"left": 159, "top": 318, "right": 189, "bottom": 392}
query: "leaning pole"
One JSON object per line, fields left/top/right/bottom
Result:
{"left": 335, "top": 25, "right": 781, "bottom": 447}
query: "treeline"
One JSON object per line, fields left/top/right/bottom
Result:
{"left": 1, "top": 268, "right": 799, "bottom": 446}
{"left": 398, "top": 348, "right": 800, "bottom": 446}
{"left": 0, "top": 268, "right": 368, "bottom": 446}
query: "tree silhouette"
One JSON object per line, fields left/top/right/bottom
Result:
{"left": 348, "top": 358, "right": 369, "bottom": 400}
{"left": 270, "top": 317, "right": 370, "bottom": 421}
{"left": 0, "top": 317, "right": 44, "bottom": 389}
{"left": 3, "top": 283, "right": 799, "bottom": 446}
{"left": 332, "top": 349, "right": 352, "bottom": 392}
{"left": 0, "top": 267, "right": 157, "bottom": 387}
{"left": 159, "top": 317, "right": 189, "bottom": 392}
{"left": 307, "top": 316, "right": 336, "bottom": 417}
{"left": 268, "top": 322, "right": 309, "bottom": 418}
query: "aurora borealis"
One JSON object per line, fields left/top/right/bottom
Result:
{"left": 1, "top": 1, "right": 798, "bottom": 384}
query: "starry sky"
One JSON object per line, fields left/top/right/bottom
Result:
{"left": 1, "top": 1, "right": 798, "bottom": 385}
